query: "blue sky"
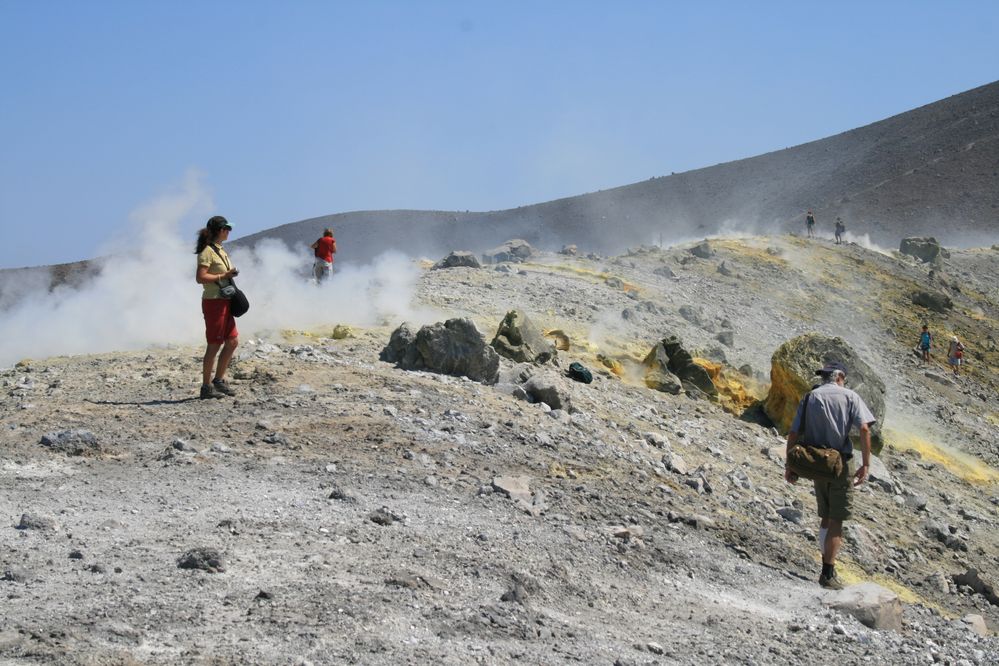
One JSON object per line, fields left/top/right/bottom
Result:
{"left": 2, "top": 1, "right": 997, "bottom": 268}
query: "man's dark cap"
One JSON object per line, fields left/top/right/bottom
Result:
{"left": 207, "top": 215, "right": 232, "bottom": 232}
{"left": 815, "top": 361, "right": 848, "bottom": 377}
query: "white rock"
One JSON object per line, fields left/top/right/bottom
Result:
{"left": 825, "top": 583, "right": 903, "bottom": 631}
{"left": 491, "top": 476, "right": 532, "bottom": 503}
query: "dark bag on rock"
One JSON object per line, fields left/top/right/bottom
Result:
{"left": 220, "top": 279, "right": 249, "bottom": 317}
{"left": 567, "top": 362, "right": 593, "bottom": 384}
{"left": 787, "top": 392, "right": 843, "bottom": 481}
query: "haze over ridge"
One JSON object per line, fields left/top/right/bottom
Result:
{"left": 236, "top": 79, "right": 999, "bottom": 265}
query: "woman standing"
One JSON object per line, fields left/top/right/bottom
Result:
{"left": 195, "top": 215, "right": 239, "bottom": 399}
{"left": 947, "top": 335, "right": 965, "bottom": 376}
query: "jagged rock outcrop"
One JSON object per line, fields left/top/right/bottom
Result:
{"left": 380, "top": 319, "right": 499, "bottom": 384}
{"left": 953, "top": 569, "right": 999, "bottom": 606}
{"left": 432, "top": 251, "right": 482, "bottom": 270}
{"left": 491, "top": 310, "right": 557, "bottom": 365}
{"left": 763, "top": 334, "right": 886, "bottom": 452}
{"left": 911, "top": 289, "right": 953, "bottom": 312}
{"left": 900, "top": 237, "right": 949, "bottom": 263}
{"left": 482, "top": 239, "right": 534, "bottom": 264}
{"left": 643, "top": 336, "right": 716, "bottom": 399}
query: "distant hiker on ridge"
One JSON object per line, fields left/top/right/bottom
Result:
{"left": 805, "top": 210, "right": 816, "bottom": 238}
{"left": 785, "top": 362, "right": 875, "bottom": 590}
{"left": 947, "top": 335, "right": 965, "bottom": 376}
{"left": 918, "top": 324, "right": 932, "bottom": 364}
{"left": 311, "top": 227, "right": 337, "bottom": 283}
{"left": 835, "top": 218, "right": 845, "bottom": 245}
{"left": 195, "top": 216, "right": 239, "bottom": 400}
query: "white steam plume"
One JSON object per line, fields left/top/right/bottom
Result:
{"left": 0, "top": 173, "right": 426, "bottom": 368}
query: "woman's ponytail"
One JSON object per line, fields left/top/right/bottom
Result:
{"left": 195, "top": 228, "right": 211, "bottom": 254}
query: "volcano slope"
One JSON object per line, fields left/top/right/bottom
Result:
{"left": 1, "top": 235, "right": 998, "bottom": 664}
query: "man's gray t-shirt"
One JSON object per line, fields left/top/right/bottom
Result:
{"left": 789, "top": 382, "right": 876, "bottom": 460}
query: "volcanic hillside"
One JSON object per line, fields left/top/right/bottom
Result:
{"left": 2, "top": 235, "right": 998, "bottom": 663}
{"left": 235, "top": 80, "right": 999, "bottom": 264}
{"left": 3, "top": 80, "right": 997, "bottom": 296}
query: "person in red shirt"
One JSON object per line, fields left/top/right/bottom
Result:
{"left": 310, "top": 228, "right": 337, "bottom": 282}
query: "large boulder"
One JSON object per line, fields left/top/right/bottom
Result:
{"left": 900, "top": 237, "right": 949, "bottom": 263}
{"left": 482, "top": 239, "right": 534, "bottom": 264}
{"left": 763, "top": 334, "right": 886, "bottom": 453}
{"left": 825, "top": 583, "right": 903, "bottom": 631}
{"left": 688, "top": 241, "right": 715, "bottom": 259}
{"left": 432, "top": 251, "right": 481, "bottom": 270}
{"left": 911, "top": 290, "right": 953, "bottom": 312}
{"left": 643, "top": 336, "right": 716, "bottom": 399}
{"left": 491, "top": 310, "right": 557, "bottom": 365}
{"left": 380, "top": 318, "right": 499, "bottom": 384}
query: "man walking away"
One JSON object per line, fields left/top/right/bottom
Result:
{"left": 784, "top": 362, "right": 875, "bottom": 590}
{"left": 311, "top": 228, "right": 337, "bottom": 283}
{"left": 835, "top": 218, "right": 845, "bottom": 244}
{"left": 918, "top": 324, "right": 932, "bottom": 363}
{"left": 806, "top": 211, "right": 816, "bottom": 238}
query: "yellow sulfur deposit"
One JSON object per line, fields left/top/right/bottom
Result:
{"left": 598, "top": 354, "right": 625, "bottom": 377}
{"left": 522, "top": 262, "right": 642, "bottom": 293}
{"left": 886, "top": 428, "right": 999, "bottom": 485}
{"left": 764, "top": 362, "right": 812, "bottom": 434}
{"left": 693, "top": 358, "right": 765, "bottom": 415}
{"left": 543, "top": 329, "right": 571, "bottom": 351}
{"left": 830, "top": 561, "right": 943, "bottom": 611}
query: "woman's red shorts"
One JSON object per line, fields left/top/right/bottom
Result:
{"left": 202, "top": 298, "right": 238, "bottom": 344}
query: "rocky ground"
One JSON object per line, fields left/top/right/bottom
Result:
{"left": 2, "top": 235, "right": 998, "bottom": 664}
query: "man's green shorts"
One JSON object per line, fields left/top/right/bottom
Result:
{"left": 813, "top": 459, "right": 855, "bottom": 520}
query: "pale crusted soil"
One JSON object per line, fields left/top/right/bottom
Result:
{"left": 2, "top": 237, "right": 999, "bottom": 665}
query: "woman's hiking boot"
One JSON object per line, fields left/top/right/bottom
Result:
{"left": 212, "top": 378, "right": 237, "bottom": 396}
{"left": 200, "top": 383, "right": 225, "bottom": 399}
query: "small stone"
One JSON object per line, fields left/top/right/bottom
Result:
{"left": 327, "top": 484, "right": 356, "bottom": 503}
{"left": 368, "top": 507, "right": 401, "bottom": 526}
{"left": 644, "top": 432, "right": 668, "bottom": 449}
{"left": 177, "top": 547, "right": 225, "bottom": 573}
{"left": 776, "top": 507, "right": 804, "bottom": 524}
{"left": 500, "top": 584, "right": 529, "bottom": 605}
{"left": 2, "top": 567, "right": 29, "bottom": 583}
{"left": 646, "top": 642, "right": 664, "bottom": 655}
{"left": 68, "top": 550, "right": 84, "bottom": 560}
{"left": 16, "top": 513, "right": 57, "bottom": 531}
{"left": 39, "top": 429, "right": 101, "bottom": 456}
{"left": 172, "top": 438, "right": 198, "bottom": 453}
{"left": 662, "top": 453, "right": 688, "bottom": 475}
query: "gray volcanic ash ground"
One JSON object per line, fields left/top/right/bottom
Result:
{"left": 2, "top": 235, "right": 999, "bottom": 664}
{"left": 0, "top": 236, "right": 999, "bottom": 664}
